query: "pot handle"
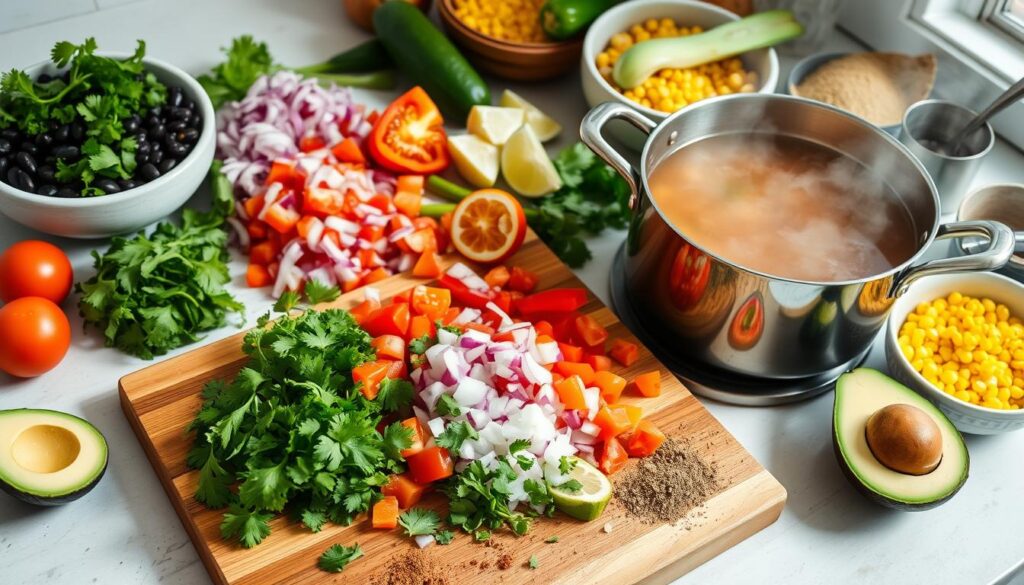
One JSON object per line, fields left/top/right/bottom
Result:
{"left": 890, "top": 220, "right": 1015, "bottom": 296}
{"left": 580, "top": 101, "right": 657, "bottom": 210}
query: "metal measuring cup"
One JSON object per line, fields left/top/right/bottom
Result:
{"left": 899, "top": 99, "right": 995, "bottom": 216}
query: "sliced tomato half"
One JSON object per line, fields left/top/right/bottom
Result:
{"left": 367, "top": 86, "right": 449, "bottom": 174}
{"left": 450, "top": 189, "right": 527, "bottom": 264}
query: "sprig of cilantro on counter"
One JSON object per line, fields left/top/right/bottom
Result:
{"left": 319, "top": 543, "right": 363, "bottom": 573}
{"left": 187, "top": 306, "right": 414, "bottom": 548}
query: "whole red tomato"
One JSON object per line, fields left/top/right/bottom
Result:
{"left": 0, "top": 240, "right": 74, "bottom": 304}
{"left": 0, "top": 297, "right": 71, "bottom": 378}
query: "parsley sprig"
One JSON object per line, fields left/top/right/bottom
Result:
{"left": 319, "top": 543, "right": 363, "bottom": 573}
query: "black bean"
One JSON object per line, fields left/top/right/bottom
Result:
{"left": 0, "top": 156, "right": 8, "bottom": 177}
{"left": 1, "top": 129, "right": 18, "bottom": 140}
{"left": 56, "top": 186, "right": 78, "bottom": 198}
{"left": 95, "top": 179, "right": 120, "bottom": 194}
{"left": 177, "top": 127, "right": 199, "bottom": 143}
{"left": 118, "top": 179, "right": 138, "bottom": 191}
{"left": 36, "top": 73, "right": 52, "bottom": 83}
{"left": 49, "top": 119, "right": 61, "bottom": 131}
{"left": 15, "top": 151, "right": 37, "bottom": 174}
{"left": 158, "top": 158, "right": 177, "bottom": 173}
{"left": 168, "top": 142, "right": 189, "bottom": 158}
{"left": 9, "top": 168, "right": 34, "bottom": 192}
{"left": 51, "top": 145, "right": 79, "bottom": 160}
{"left": 20, "top": 142, "right": 39, "bottom": 155}
{"left": 186, "top": 116, "right": 201, "bottom": 129}
{"left": 169, "top": 107, "right": 190, "bottom": 121}
{"left": 133, "top": 132, "right": 147, "bottom": 144}
{"left": 53, "top": 125, "right": 70, "bottom": 143}
{"left": 139, "top": 163, "right": 160, "bottom": 181}
{"left": 70, "top": 122, "right": 85, "bottom": 143}
{"left": 185, "top": 99, "right": 197, "bottom": 112}
{"left": 136, "top": 153, "right": 149, "bottom": 164}
{"left": 36, "top": 184, "right": 58, "bottom": 197}
{"left": 0, "top": 139, "right": 10, "bottom": 155}
{"left": 44, "top": 155, "right": 55, "bottom": 165}
{"left": 148, "top": 106, "right": 162, "bottom": 119}
{"left": 124, "top": 117, "right": 140, "bottom": 134}
{"left": 148, "top": 124, "right": 165, "bottom": 140}
{"left": 150, "top": 150, "right": 164, "bottom": 165}
{"left": 37, "top": 164, "right": 55, "bottom": 183}
{"left": 167, "top": 120, "right": 187, "bottom": 132}
{"left": 167, "top": 86, "right": 183, "bottom": 108}
{"left": 35, "top": 132, "right": 53, "bottom": 147}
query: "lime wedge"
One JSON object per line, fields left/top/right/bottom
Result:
{"left": 448, "top": 134, "right": 499, "bottom": 188}
{"left": 468, "top": 106, "right": 526, "bottom": 146}
{"left": 501, "top": 125, "right": 562, "bottom": 197}
{"left": 548, "top": 457, "right": 612, "bottom": 521}
{"left": 500, "top": 89, "right": 562, "bottom": 142}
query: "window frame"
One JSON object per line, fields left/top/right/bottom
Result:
{"left": 984, "top": 0, "right": 1024, "bottom": 41}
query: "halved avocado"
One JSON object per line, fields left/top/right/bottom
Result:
{"left": 0, "top": 409, "right": 108, "bottom": 506}
{"left": 832, "top": 369, "right": 968, "bottom": 510}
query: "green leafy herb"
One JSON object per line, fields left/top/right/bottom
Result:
{"left": 408, "top": 334, "right": 435, "bottom": 355}
{"left": 523, "top": 479, "right": 553, "bottom": 508}
{"left": 443, "top": 460, "right": 533, "bottom": 537}
{"left": 306, "top": 280, "right": 341, "bottom": 305}
{"left": 474, "top": 529, "right": 491, "bottom": 542}
{"left": 545, "top": 536, "right": 559, "bottom": 544}
{"left": 1, "top": 38, "right": 167, "bottom": 195}
{"left": 376, "top": 378, "right": 414, "bottom": 413}
{"left": 435, "top": 394, "right": 463, "bottom": 418}
{"left": 508, "top": 439, "right": 531, "bottom": 453}
{"left": 558, "top": 456, "right": 578, "bottom": 475}
{"left": 435, "top": 420, "right": 478, "bottom": 452}
{"left": 273, "top": 290, "right": 301, "bottom": 313}
{"left": 76, "top": 189, "right": 244, "bottom": 359}
{"left": 318, "top": 543, "right": 363, "bottom": 573}
{"left": 435, "top": 530, "right": 455, "bottom": 545}
{"left": 529, "top": 555, "right": 539, "bottom": 570}
{"left": 398, "top": 508, "right": 440, "bottom": 537}
{"left": 558, "top": 479, "right": 583, "bottom": 493}
{"left": 187, "top": 308, "right": 400, "bottom": 546}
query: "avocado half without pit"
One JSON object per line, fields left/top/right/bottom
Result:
{"left": 832, "top": 368, "right": 969, "bottom": 510}
{"left": 0, "top": 409, "right": 108, "bottom": 506}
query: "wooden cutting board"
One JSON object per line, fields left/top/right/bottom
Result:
{"left": 119, "top": 232, "right": 786, "bottom": 585}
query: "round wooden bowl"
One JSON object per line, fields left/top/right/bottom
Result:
{"left": 437, "top": 0, "right": 583, "bottom": 81}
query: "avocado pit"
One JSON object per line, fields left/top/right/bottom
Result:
{"left": 865, "top": 403, "right": 942, "bottom": 476}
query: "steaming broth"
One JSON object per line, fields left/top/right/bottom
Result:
{"left": 648, "top": 134, "right": 918, "bottom": 281}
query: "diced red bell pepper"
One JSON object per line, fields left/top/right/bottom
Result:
{"left": 575, "top": 314, "right": 609, "bottom": 348}
{"left": 381, "top": 473, "right": 427, "bottom": 509}
{"left": 484, "top": 266, "right": 511, "bottom": 289}
{"left": 265, "top": 160, "right": 306, "bottom": 191}
{"left": 507, "top": 266, "right": 539, "bottom": 293}
{"left": 597, "top": 436, "right": 628, "bottom": 475}
{"left": 622, "top": 420, "right": 665, "bottom": 457}
{"left": 609, "top": 339, "right": 639, "bottom": 367}
{"left": 363, "top": 303, "right": 411, "bottom": 337}
{"left": 249, "top": 240, "right": 279, "bottom": 266}
{"left": 243, "top": 193, "right": 265, "bottom": 218}
{"left": 516, "top": 288, "right": 588, "bottom": 316}
{"left": 331, "top": 137, "right": 366, "bottom": 164}
{"left": 354, "top": 360, "right": 392, "bottom": 399}
{"left": 372, "top": 335, "right": 406, "bottom": 361}
{"left": 264, "top": 203, "right": 301, "bottom": 234}
{"left": 349, "top": 298, "right": 381, "bottom": 325}
{"left": 303, "top": 186, "right": 344, "bottom": 216}
{"left": 534, "top": 320, "right": 554, "bottom": 338}
{"left": 405, "top": 446, "right": 454, "bottom": 484}
{"left": 299, "top": 134, "right": 327, "bottom": 153}
{"left": 439, "top": 274, "right": 493, "bottom": 310}
{"left": 359, "top": 224, "right": 385, "bottom": 242}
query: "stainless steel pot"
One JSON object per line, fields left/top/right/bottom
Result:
{"left": 581, "top": 95, "right": 1015, "bottom": 380}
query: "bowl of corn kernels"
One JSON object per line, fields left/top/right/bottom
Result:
{"left": 581, "top": 0, "right": 779, "bottom": 148}
{"left": 886, "top": 272, "right": 1024, "bottom": 434}
{"left": 437, "top": 0, "right": 584, "bottom": 81}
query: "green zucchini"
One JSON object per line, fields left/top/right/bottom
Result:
{"left": 293, "top": 39, "right": 394, "bottom": 75}
{"left": 540, "top": 0, "right": 620, "bottom": 40}
{"left": 373, "top": 1, "right": 490, "bottom": 118}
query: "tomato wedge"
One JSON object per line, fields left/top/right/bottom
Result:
{"left": 367, "top": 87, "right": 449, "bottom": 174}
{"left": 449, "top": 189, "right": 527, "bottom": 264}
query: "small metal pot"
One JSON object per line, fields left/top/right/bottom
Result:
{"left": 581, "top": 95, "right": 1014, "bottom": 380}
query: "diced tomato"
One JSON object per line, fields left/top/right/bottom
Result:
{"left": 359, "top": 248, "right": 384, "bottom": 268}
{"left": 413, "top": 250, "right": 443, "bottom": 278}
{"left": 438, "top": 274, "right": 493, "bottom": 309}
{"left": 587, "top": 354, "right": 613, "bottom": 372}
{"left": 368, "top": 193, "right": 393, "bottom": 213}
{"left": 295, "top": 216, "right": 319, "bottom": 239}
{"left": 381, "top": 473, "right": 427, "bottom": 509}
{"left": 575, "top": 314, "right": 608, "bottom": 348}
{"left": 534, "top": 320, "right": 554, "bottom": 338}
{"left": 354, "top": 360, "right": 392, "bottom": 399}
{"left": 363, "top": 303, "right": 411, "bottom": 337}
{"left": 364, "top": 267, "right": 389, "bottom": 284}
{"left": 593, "top": 405, "right": 633, "bottom": 440}
{"left": 243, "top": 193, "right": 265, "bottom": 219}
{"left": 331, "top": 137, "right": 366, "bottom": 164}
{"left": 554, "top": 362, "right": 596, "bottom": 386}
{"left": 399, "top": 417, "right": 426, "bottom": 457}
{"left": 249, "top": 240, "right": 279, "bottom": 266}
{"left": 303, "top": 187, "right": 344, "bottom": 216}
{"left": 264, "top": 204, "right": 301, "bottom": 233}
{"left": 594, "top": 371, "right": 627, "bottom": 403}
{"left": 632, "top": 371, "right": 661, "bottom": 397}
{"left": 516, "top": 288, "right": 588, "bottom": 316}
{"left": 394, "top": 190, "right": 422, "bottom": 218}
{"left": 372, "top": 335, "right": 405, "bottom": 361}
{"left": 359, "top": 224, "right": 385, "bottom": 242}
{"left": 246, "top": 264, "right": 273, "bottom": 288}
{"left": 391, "top": 289, "right": 412, "bottom": 304}
{"left": 484, "top": 266, "right": 511, "bottom": 289}
{"left": 247, "top": 220, "right": 268, "bottom": 241}
{"left": 597, "top": 436, "right": 629, "bottom": 475}
{"left": 372, "top": 496, "right": 399, "bottom": 529}
{"left": 410, "top": 285, "right": 451, "bottom": 319}
{"left": 405, "top": 446, "right": 454, "bottom": 484}
{"left": 609, "top": 339, "right": 639, "bottom": 367}
{"left": 265, "top": 160, "right": 305, "bottom": 191}
{"left": 402, "top": 228, "right": 437, "bottom": 254}
{"left": 350, "top": 299, "right": 381, "bottom": 326}
{"left": 299, "top": 134, "right": 327, "bottom": 153}
{"left": 507, "top": 266, "right": 538, "bottom": 293}
{"left": 557, "top": 343, "right": 583, "bottom": 363}
{"left": 622, "top": 420, "right": 665, "bottom": 457}
{"left": 553, "top": 375, "right": 588, "bottom": 410}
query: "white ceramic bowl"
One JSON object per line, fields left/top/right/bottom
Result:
{"left": 581, "top": 0, "right": 779, "bottom": 148}
{"left": 0, "top": 54, "right": 215, "bottom": 239}
{"left": 885, "top": 272, "right": 1024, "bottom": 434}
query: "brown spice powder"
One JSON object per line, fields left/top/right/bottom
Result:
{"left": 615, "top": 438, "right": 720, "bottom": 524}
{"left": 376, "top": 551, "right": 450, "bottom": 585}
{"left": 496, "top": 554, "right": 514, "bottom": 570}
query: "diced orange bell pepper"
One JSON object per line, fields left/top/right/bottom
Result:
{"left": 440, "top": 307, "right": 461, "bottom": 326}
{"left": 295, "top": 215, "right": 320, "bottom": 239}
{"left": 534, "top": 320, "right": 554, "bottom": 338}
{"left": 364, "top": 267, "right": 389, "bottom": 284}
{"left": 557, "top": 343, "right": 583, "bottom": 363}
{"left": 405, "top": 446, "right": 454, "bottom": 484}
{"left": 397, "top": 175, "right": 425, "bottom": 194}
{"left": 354, "top": 360, "right": 392, "bottom": 399}
{"left": 264, "top": 203, "right": 301, "bottom": 233}
{"left": 612, "top": 403, "right": 643, "bottom": 430}
{"left": 411, "top": 285, "right": 451, "bottom": 318}
{"left": 609, "top": 339, "right": 639, "bottom": 367}
{"left": 394, "top": 190, "right": 422, "bottom": 218}
{"left": 402, "top": 228, "right": 437, "bottom": 254}
{"left": 246, "top": 264, "right": 273, "bottom": 288}
{"left": 399, "top": 417, "right": 426, "bottom": 458}
{"left": 372, "top": 335, "right": 406, "bottom": 361}
{"left": 597, "top": 436, "right": 629, "bottom": 475}
{"left": 554, "top": 362, "right": 596, "bottom": 386}
{"left": 484, "top": 266, "right": 511, "bottom": 289}
{"left": 304, "top": 187, "right": 345, "bottom": 216}
{"left": 408, "top": 314, "right": 435, "bottom": 341}
{"left": 575, "top": 314, "right": 609, "bottom": 348}
{"left": 632, "top": 371, "right": 661, "bottom": 397}
{"left": 381, "top": 473, "right": 427, "bottom": 509}
{"left": 507, "top": 266, "right": 539, "bottom": 293}
{"left": 594, "top": 371, "right": 627, "bottom": 403}
{"left": 372, "top": 496, "right": 400, "bottom": 529}
{"left": 464, "top": 322, "right": 495, "bottom": 336}
{"left": 331, "top": 137, "right": 366, "bottom": 164}
{"left": 413, "top": 250, "right": 443, "bottom": 279}
{"left": 622, "top": 420, "right": 665, "bottom": 457}
{"left": 349, "top": 298, "right": 381, "bottom": 325}
{"left": 593, "top": 405, "right": 633, "bottom": 440}
{"left": 299, "top": 134, "right": 327, "bottom": 153}
{"left": 363, "top": 303, "right": 411, "bottom": 337}
{"left": 553, "top": 375, "right": 588, "bottom": 410}
{"left": 587, "top": 354, "right": 613, "bottom": 372}
{"left": 243, "top": 193, "right": 265, "bottom": 218}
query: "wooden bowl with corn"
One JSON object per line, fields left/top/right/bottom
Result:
{"left": 437, "top": 0, "right": 583, "bottom": 81}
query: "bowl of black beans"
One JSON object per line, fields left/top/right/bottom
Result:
{"left": 0, "top": 40, "right": 214, "bottom": 238}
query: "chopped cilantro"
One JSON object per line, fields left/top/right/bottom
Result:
{"left": 529, "top": 555, "right": 539, "bottom": 570}
{"left": 436, "top": 421, "right": 478, "bottom": 452}
{"left": 318, "top": 543, "right": 363, "bottom": 573}
{"left": 398, "top": 508, "right": 440, "bottom": 537}
{"left": 435, "top": 530, "right": 455, "bottom": 545}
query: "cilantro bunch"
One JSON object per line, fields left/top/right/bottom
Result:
{"left": 0, "top": 38, "right": 167, "bottom": 196}
{"left": 186, "top": 308, "right": 416, "bottom": 548}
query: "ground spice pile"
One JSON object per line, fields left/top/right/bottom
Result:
{"left": 615, "top": 438, "right": 720, "bottom": 524}
{"left": 376, "top": 551, "right": 450, "bottom": 585}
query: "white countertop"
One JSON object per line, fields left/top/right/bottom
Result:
{"left": 1, "top": 1, "right": 1023, "bottom": 584}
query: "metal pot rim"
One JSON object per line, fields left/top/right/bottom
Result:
{"left": 635, "top": 93, "right": 943, "bottom": 288}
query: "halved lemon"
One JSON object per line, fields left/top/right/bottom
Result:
{"left": 501, "top": 125, "right": 562, "bottom": 197}
{"left": 467, "top": 106, "right": 526, "bottom": 146}
{"left": 548, "top": 457, "right": 612, "bottom": 521}
{"left": 448, "top": 134, "right": 499, "bottom": 188}
{"left": 500, "top": 89, "right": 562, "bottom": 142}
{"left": 450, "top": 189, "right": 527, "bottom": 264}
